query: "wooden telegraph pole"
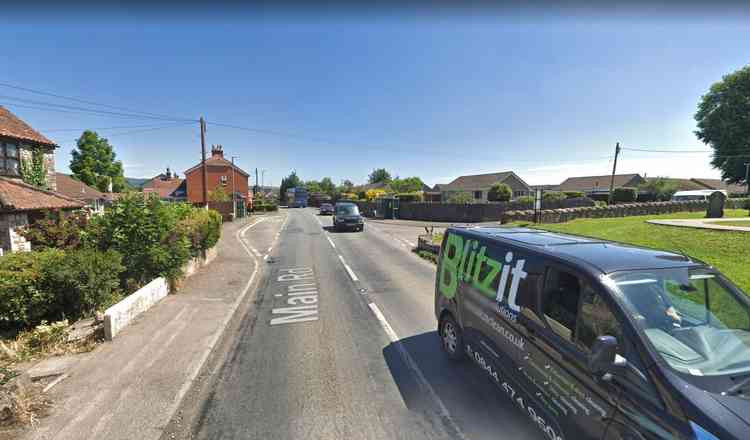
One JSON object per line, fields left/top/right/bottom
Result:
{"left": 200, "top": 117, "right": 208, "bottom": 208}
{"left": 608, "top": 142, "right": 621, "bottom": 205}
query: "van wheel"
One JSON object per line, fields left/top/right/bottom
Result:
{"left": 440, "top": 315, "right": 465, "bottom": 361}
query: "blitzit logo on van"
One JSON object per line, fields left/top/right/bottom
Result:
{"left": 440, "top": 232, "right": 527, "bottom": 313}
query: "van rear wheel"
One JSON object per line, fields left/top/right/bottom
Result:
{"left": 440, "top": 315, "right": 465, "bottom": 361}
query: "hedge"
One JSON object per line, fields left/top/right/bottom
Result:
{"left": 612, "top": 187, "right": 638, "bottom": 203}
{"left": 396, "top": 192, "right": 423, "bottom": 202}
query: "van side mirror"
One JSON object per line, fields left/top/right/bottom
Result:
{"left": 588, "top": 335, "right": 618, "bottom": 377}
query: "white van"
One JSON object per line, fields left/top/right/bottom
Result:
{"left": 670, "top": 189, "right": 727, "bottom": 201}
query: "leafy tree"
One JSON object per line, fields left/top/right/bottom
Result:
{"left": 695, "top": 65, "right": 750, "bottom": 184}
{"left": 368, "top": 168, "right": 392, "bottom": 184}
{"left": 341, "top": 179, "right": 354, "bottom": 191}
{"left": 208, "top": 186, "right": 231, "bottom": 202}
{"left": 447, "top": 191, "right": 473, "bottom": 204}
{"left": 365, "top": 189, "right": 387, "bottom": 201}
{"left": 487, "top": 183, "right": 512, "bottom": 202}
{"left": 279, "top": 171, "right": 302, "bottom": 204}
{"left": 70, "top": 130, "right": 127, "bottom": 192}
{"left": 319, "top": 177, "right": 335, "bottom": 195}
{"left": 305, "top": 180, "right": 322, "bottom": 193}
{"left": 638, "top": 178, "right": 679, "bottom": 201}
{"left": 20, "top": 147, "right": 48, "bottom": 188}
{"left": 389, "top": 176, "right": 425, "bottom": 193}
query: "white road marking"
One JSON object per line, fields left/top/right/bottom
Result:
{"left": 338, "top": 255, "right": 359, "bottom": 282}
{"left": 315, "top": 216, "right": 323, "bottom": 226}
{"left": 43, "top": 373, "right": 69, "bottom": 393}
{"left": 250, "top": 247, "right": 262, "bottom": 257}
{"left": 406, "top": 240, "right": 416, "bottom": 248}
{"left": 263, "top": 254, "right": 269, "bottom": 260}
{"left": 326, "top": 235, "right": 336, "bottom": 249}
{"left": 267, "top": 246, "right": 273, "bottom": 252}
{"left": 367, "top": 303, "right": 468, "bottom": 440}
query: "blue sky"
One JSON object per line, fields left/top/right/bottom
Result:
{"left": 2, "top": 9, "right": 749, "bottom": 186}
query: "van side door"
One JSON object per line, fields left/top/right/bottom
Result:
{"left": 519, "top": 265, "right": 621, "bottom": 440}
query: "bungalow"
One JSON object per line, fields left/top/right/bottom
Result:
{"left": 0, "top": 106, "right": 83, "bottom": 253}
{"left": 429, "top": 171, "right": 532, "bottom": 203}
{"left": 558, "top": 173, "right": 645, "bottom": 199}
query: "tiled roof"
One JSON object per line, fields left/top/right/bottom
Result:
{"left": 440, "top": 171, "right": 529, "bottom": 191}
{"left": 142, "top": 176, "right": 184, "bottom": 199}
{"left": 558, "top": 174, "right": 643, "bottom": 192}
{"left": 691, "top": 178, "right": 747, "bottom": 194}
{"left": 55, "top": 173, "right": 105, "bottom": 201}
{"left": 0, "top": 106, "right": 57, "bottom": 147}
{"left": 0, "top": 176, "right": 84, "bottom": 212}
{"left": 184, "top": 156, "right": 250, "bottom": 177}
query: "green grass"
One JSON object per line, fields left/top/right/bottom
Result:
{"left": 525, "top": 209, "right": 750, "bottom": 294}
{"left": 707, "top": 219, "right": 750, "bottom": 228}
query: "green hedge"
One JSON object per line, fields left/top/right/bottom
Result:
{"left": 612, "top": 187, "right": 638, "bottom": 203}
{"left": 563, "top": 191, "right": 585, "bottom": 199}
{"left": 542, "top": 191, "right": 567, "bottom": 202}
{"left": 396, "top": 192, "right": 423, "bottom": 202}
{"left": 0, "top": 248, "right": 124, "bottom": 331}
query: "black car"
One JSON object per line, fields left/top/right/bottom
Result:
{"left": 333, "top": 202, "right": 364, "bottom": 232}
{"left": 319, "top": 203, "right": 334, "bottom": 215}
{"left": 435, "top": 226, "right": 750, "bottom": 440}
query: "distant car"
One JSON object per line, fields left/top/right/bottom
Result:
{"left": 319, "top": 203, "right": 334, "bottom": 215}
{"left": 333, "top": 202, "right": 364, "bottom": 232}
{"left": 671, "top": 189, "right": 727, "bottom": 201}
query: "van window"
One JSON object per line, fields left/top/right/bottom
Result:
{"left": 542, "top": 268, "right": 582, "bottom": 341}
{"left": 577, "top": 287, "right": 623, "bottom": 351}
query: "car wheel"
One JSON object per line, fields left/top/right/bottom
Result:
{"left": 439, "top": 314, "right": 465, "bottom": 361}
{"left": 359, "top": 225, "right": 364, "bottom": 232}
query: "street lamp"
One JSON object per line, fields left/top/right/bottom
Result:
{"left": 261, "top": 169, "right": 267, "bottom": 190}
{"left": 231, "top": 156, "right": 239, "bottom": 219}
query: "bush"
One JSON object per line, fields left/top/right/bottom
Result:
{"left": 264, "top": 203, "right": 279, "bottom": 212}
{"left": 17, "top": 211, "right": 89, "bottom": 250}
{"left": 0, "top": 248, "right": 123, "bottom": 331}
{"left": 487, "top": 183, "right": 512, "bottom": 202}
{"left": 516, "top": 195, "right": 535, "bottom": 206}
{"left": 594, "top": 200, "right": 608, "bottom": 207}
{"left": 542, "top": 192, "right": 567, "bottom": 202}
{"left": 612, "top": 187, "right": 638, "bottom": 203}
{"left": 86, "top": 194, "right": 192, "bottom": 287}
{"left": 22, "top": 320, "right": 69, "bottom": 354}
{"left": 177, "top": 209, "right": 222, "bottom": 257}
{"left": 563, "top": 191, "right": 585, "bottom": 199}
{"left": 396, "top": 192, "right": 423, "bottom": 202}
{"left": 447, "top": 191, "right": 474, "bottom": 204}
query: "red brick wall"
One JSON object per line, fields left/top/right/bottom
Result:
{"left": 186, "top": 165, "right": 249, "bottom": 204}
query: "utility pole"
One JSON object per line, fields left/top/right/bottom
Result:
{"left": 745, "top": 162, "right": 750, "bottom": 197}
{"left": 608, "top": 142, "right": 621, "bottom": 205}
{"left": 231, "top": 156, "right": 238, "bottom": 219}
{"left": 254, "top": 168, "right": 259, "bottom": 197}
{"left": 261, "top": 169, "right": 267, "bottom": 189}
{"left": 200, "top": 116, "right": 208, "bottom": 208}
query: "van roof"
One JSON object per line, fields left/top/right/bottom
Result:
{"left": 451, "top": 227, "right": 704, "bottom": 274}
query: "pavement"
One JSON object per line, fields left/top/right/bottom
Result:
{"left": 647, "top": 217, "right": 750, "bottom": 231}
{"left": 169, "top": 208, "right": 543, "bottom": 440}
{"left": 21, "top": 213, "right": 287, "bottom": 440}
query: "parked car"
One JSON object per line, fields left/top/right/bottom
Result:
{"left": 435, "top": 226, "right": 750, "bottom": 440}
{"left": 319, "top": 203, "right": 334, "bottom": 215}
{"left": 333, "top": 202, "right": 364, "bottom": 232}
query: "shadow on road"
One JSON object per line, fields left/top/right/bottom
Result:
{"left": 322, "top": 225, "right": 363, "bottom": 234}
{"left": 383, "top": 331, "right": 544, "bottom": 440}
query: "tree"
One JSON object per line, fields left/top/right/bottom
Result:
{"left": 695, "top": 65, "right": 750, "bottom": 184}
{"left": 319, "top": 177, "right": 335, "bottom": 195}
{"left": 20, "top": 147, "right": 48, "bottom": 188}
{"left": 365, "top": 189, "right": 387, "bottom": 201}
{"left": 448, "top": 191, "right": 473, "bottom": 204}
{"left": 638, "top": 178, "right": 679, "bottom": 201}
{"left": 368, "top": 168, "right": 392, "bottom": 184}
{"left": 487, "top": 183, "right": 512, "bottom": 202}
{"left": 70, "top": 130, "right": 127, "bottom": 192}
{"left": 208, "top": 186, "right": 231, "bottom": 202}
{"left": 341, "top": 179, "right": 354, "bottom": 191}
{"left": 279, "top": 171, "right": 302, "bottom": 204}
{"left": 389, "top": 176, "right": 425, "bottom": 193}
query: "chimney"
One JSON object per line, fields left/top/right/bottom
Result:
{"left": 211, "top": 144, "right": 224, "bottom": 158}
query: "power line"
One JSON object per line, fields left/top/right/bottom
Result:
{"left": 57, "top": 122, "right": 195, "bottom": 144}
{"left": 43, "top": 123, "right": 188, "bottom": 132}
{"left": 0, "top": 81, "right": 196, "bottom": 122}
{"left": 0, "top": 94, "right": 193, "bottom": 122}
{"left": 621, "top": 147, "right": 711, "bottom": 153}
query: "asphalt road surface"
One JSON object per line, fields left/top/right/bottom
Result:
{"left": 177, "top": 208, "right": 544, "bottom": 440}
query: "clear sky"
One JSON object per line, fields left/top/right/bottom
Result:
{"left": 3, "top": 7, "right": 750, "bottom": 187}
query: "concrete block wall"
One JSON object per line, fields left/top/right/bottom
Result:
{"left": 502, "top": 200, "right": 712, "bottom": 224}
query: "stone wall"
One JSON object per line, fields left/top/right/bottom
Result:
{"left": 502, "top": 200, "right": 712, "bottom": 224}
{"left": 0, "top": 212, "right": 30, "bottom": 253}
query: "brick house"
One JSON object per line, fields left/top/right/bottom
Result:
{"left": 0, "top": 106, "right": 84, "bottom": 253}
{"left": 184, "top": 145, "right": 250, "bottom": 206}
{"left": 429, "top": 171, "right": 532, "bottom": 203}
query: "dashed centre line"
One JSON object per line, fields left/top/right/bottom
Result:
{"left": 326, "top": 235, "right": 336, "bottom": 249}
{"left": 338, "top": 255, "right": 359, "bottom": 282}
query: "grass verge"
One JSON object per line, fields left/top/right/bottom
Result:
{"left": 413, "top": 248, "right": 438, "bottom": 264}
{"left": 524, "top": 209, "right": 750, "bottom": 293}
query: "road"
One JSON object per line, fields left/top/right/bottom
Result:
{"left": 172, "top": 208, "right": 543, "bottom": 440}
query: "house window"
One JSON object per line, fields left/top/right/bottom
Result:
{"left": 514, "top": 190, "right": 526, "bottom": 198}
{"left": 220, "top": 175, "right": 228, "bottom": 186}
{"left": 0, "top": 141, "right": 20, "bottom": 176}
{"left": 473, "top": 190, "right": 483, "bottom": 199}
